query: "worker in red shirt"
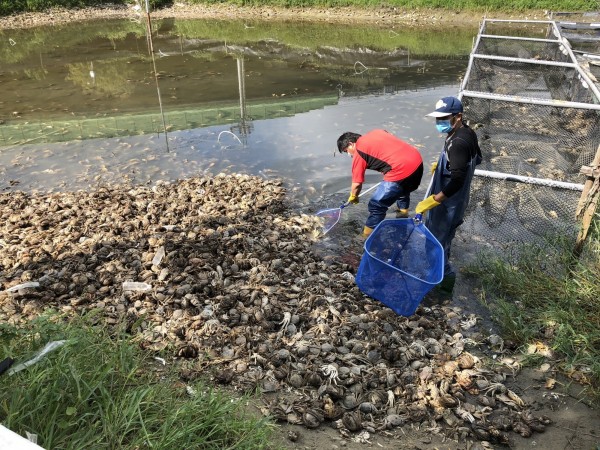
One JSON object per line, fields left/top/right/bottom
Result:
{"left": 337, "top": 129, "right": 424, "bottom": 237}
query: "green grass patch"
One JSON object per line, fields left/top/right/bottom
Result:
{"left": 0, "top": 0, "right": 174, "bottom": 15}
{"left": 465, "top": 215, "right": 600, "bottom": 397}
{"left": 173, "top": 18, "right": 475, "bottom": 55}
{"left": 0, "top": 313, "right": 273, "bottom": 449}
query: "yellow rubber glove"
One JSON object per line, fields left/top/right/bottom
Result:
{"left": 430, "top": 162, "right": 438, "bottom": 175}
{"left": 415, "top": 195, "right": 440, "bottom": 214}
{"left": 347, "top": 194, "right": 359, "bottom": 204}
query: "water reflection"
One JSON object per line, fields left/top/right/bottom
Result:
{"left": 0, "top": 17, "right": 469, "bottom": 218}
{"left": 230, "top": 56, "right": 253, "bottom": 144}
{"left": 0, "top": 86, "right": 455, "bottom": 198}
{"left": 0, "top": 18, "right": 473, "bottom": 124}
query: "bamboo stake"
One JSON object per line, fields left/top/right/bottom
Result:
{"left": 144, "top": 0, "right": 170, "bottom": 152}
{"left": 574, "top": 144, "right": 600, "bottom": 256}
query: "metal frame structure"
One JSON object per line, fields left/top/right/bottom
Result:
{"left": 460, "top": 16, "right": 600, "bottom": 165}
{"left": 461, "top": 19, "right": 600, "bottom": 101}
{"left": 457, "top": 16, "right": 600, "bottom": 248}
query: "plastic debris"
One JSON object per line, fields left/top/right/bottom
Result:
{"left": 0, "top": 425, "right": 44, "bottom": 450}
{"left": 25, "top": 433, "right": 37, "bottom": 445}
{"left": 5, "top": 282, "right": 40, "bottom": 293}
{"left": 122, "top": 281, "right": 152, "bottom": 292}
{"left": 8, "top": 341, "right": 67, "bottom": 375}
{"left": 186, "top": 385, "right": 197, "bottom": 397}
{"left": 151, "top": 246, "right": 165, "bottom": 267}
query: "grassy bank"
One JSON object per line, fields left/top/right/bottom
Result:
{"left": 0, "top": 313, "right": 273, "bottom": 449}
{"left": 465, "top": 214, "right": 600, "bottom": 400}
{"left": 0, "top": 0, "right": 596, "bottom": 17}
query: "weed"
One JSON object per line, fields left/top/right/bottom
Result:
{"left": 466, "top": 214, "right": 600, "bottom": 400}
{"left": 0, "top": 314, "right": 273, "bottom": 449}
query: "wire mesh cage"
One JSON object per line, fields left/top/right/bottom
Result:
{"left": 474, "top": 36, "right": 571, "bottom": 63}
{"left": 551, "top": 12, "right": 600, "bottom": 52}
{"left": 458, "top": 17, "right": 600, "bottom": 253}
{"left": 461, "top": 97, "right": 597, "bottom": 249}
{"left": 463, "top": 177, "right": 581, "bottom": 248}
{"left": 464, "top": 58, "right": 589, "bottom": 100}
{"left": 464, "top": 97, "right": 600, "bottom": 182}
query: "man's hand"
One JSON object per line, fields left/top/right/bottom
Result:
{"left": 347, "top": 194, "right": 359, "bottom": 204}
{"left": 415, "top": 195, "right": 440, "bottom": 214}
{"left": 430, "top": 162, "right": 438, "bottom": 175}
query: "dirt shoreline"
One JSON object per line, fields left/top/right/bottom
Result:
{"left": 0, "top": 3, "right": 549, "bottom": 30}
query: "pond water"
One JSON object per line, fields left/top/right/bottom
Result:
{"left": 0, "top": 17, "right": 475, "bottom": 214}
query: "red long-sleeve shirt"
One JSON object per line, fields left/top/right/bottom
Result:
{"left": 351, "top": 129, "right": 423, "bottom": 183}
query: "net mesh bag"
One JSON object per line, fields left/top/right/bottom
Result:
{"left": 356, "top": 219, "right": 444, "bottom": 317}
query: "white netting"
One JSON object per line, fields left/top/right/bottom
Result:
{"left": 465, "top": 98, "right": 599, "bottom": 180}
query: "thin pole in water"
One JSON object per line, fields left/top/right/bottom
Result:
{"left": 144, "top": 0, "right": 170, "bottom": 152}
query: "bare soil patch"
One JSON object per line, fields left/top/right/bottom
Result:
{"left": 0, "top": 3, "right": 549, "bottom": 30}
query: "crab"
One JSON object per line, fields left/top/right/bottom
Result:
{"left": 454, "top": 406, "right": 475, "bottom": 423}
{"left": 483, "top": 382, "right": 507, "bottom": 396}
{"left": 386, "top": 390, "right": 395, "bottom": 408}
{"left": 410, "top": 341, "right": 430, "bottom": 357}
{"left": 279, "top": 311, "right": 292, "bottom": 332}
{"left": 460, "top": 314, "right": 478, "bottom": 330}
{"left": 320, "top": 364, "right": 340, "bottom": 385}
{"left": 199, "top": 318, "right": 221, "bottom": 335}
{"left": 504, "top": 388, "right": 526, "bottom": 407}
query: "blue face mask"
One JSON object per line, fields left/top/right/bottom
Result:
{"left": 436, "top": 120, "right": 453, "bottom": 133}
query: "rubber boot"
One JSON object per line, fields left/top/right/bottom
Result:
{"left": 424, "top": 273, "right": 456, "bottom": 307}
{"left": 438, "top": 273, "right": 456, "bottom": 295}
{"left": 395, "top": 208, "right": 409, "bottom": 218}
{"left": 362, "top": 226, "right": 373, "bottom": 237}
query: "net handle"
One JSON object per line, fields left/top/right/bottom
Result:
{"left": 318, "top": 182, "right": 381, "bottom": 235}
{"left": 414, "top": 152, "right": 441, "bottom": 225}
{"left": 340, "top": 182, "right": 381, "bottom": 209}
{"left": 423, "top": 158, "right": 438, "bottom": 200}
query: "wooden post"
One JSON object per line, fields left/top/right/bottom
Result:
{"left": 574, "top": 144, "right": 600, "bottom": 256}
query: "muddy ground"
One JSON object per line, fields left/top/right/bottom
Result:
{"left": 0, "top": 4, "right": 598, "bottom": 450}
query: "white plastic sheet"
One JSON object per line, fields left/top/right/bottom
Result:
{"left": 8, "top": 341, "right": 68, "bottom": 376}
{"left": 0, "top": 425, "right": 44, "bottom": 450}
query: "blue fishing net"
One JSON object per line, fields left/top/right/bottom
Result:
{"left": 356, "top": 218, "right": 444, "bottom": 316}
